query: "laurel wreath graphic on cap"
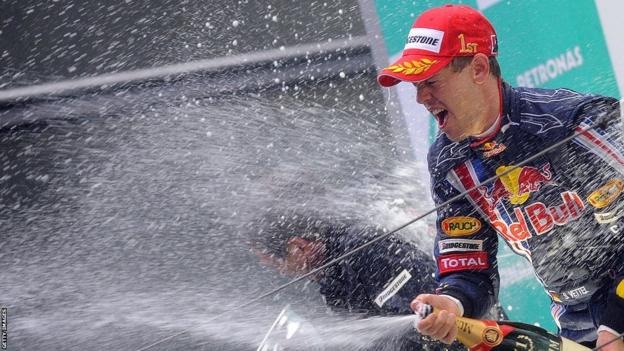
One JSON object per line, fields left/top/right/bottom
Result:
{"left": 386, "top": 59, "right": 437, "bottom": 75}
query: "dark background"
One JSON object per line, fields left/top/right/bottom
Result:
{"left": 0, "top": 1, "right": 438, "bottom": 350}
{"left": 0, "top": 0, "right": 366, "bottom": 87}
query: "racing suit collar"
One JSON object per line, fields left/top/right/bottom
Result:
{"left": 468, "top": 80, "right": 508, "bottom": 148}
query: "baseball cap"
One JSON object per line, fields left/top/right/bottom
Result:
{"left": 377, "top": 4, "right": 498, "bottom": 87}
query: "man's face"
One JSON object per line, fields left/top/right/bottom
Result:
{"left": 413, "top": 59, "right": 484, "bottom": 142}
{"left": 257, "top": 236, "right": 325, "bottom": 276}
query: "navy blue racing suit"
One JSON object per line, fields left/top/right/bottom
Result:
{"left": 317, "top": 225, "right": 467, "bottom": 350}
{"left": 428, "top": 82, "right": 624, "bottom": 343}
{"left": 319, "top": 225, "right": 438, "bottom": 315}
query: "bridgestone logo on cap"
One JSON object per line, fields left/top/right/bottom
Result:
{"left": 405, "top": 28, "right": 444, "bottom": 53}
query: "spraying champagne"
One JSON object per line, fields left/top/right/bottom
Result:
{"left": 416, "top": 304, "right": 591, "bottom": 351}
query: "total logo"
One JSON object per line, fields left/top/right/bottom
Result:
{"left": 492, "top": 191, "right": 585, "bottom": 243}
{"left": 479, "top": 164, "right": 553, "bottom": 213}
{"left": 438, "top": 252, "right": 489, "bottom": 275}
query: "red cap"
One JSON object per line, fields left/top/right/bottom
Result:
{"left": 377, "top": 4, "right": 498, "bottom": 87}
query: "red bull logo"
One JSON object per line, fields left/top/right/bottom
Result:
{"left": 478, "top": 164, "right": 553, "bottom": 212}
{"left": 480, "top": 141, "right": 506, "bottom": 158}
{"left": 492, "top": 191, "right": 585, "bottom": 242}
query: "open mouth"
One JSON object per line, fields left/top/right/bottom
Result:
{"left": 431, "top": 108, "right": 449, "bottom": 129}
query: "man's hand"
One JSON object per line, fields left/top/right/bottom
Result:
{"left": 410, "top": 294, "right": 460, "bottom": 344}
{"left": 597, "top": 329, "right": 624, "bottom": 351}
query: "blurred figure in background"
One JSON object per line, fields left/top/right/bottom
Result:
{"left": 253, "top": 209, "right": 472, "bottom": 350}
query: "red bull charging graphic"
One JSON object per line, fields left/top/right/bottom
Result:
{"left": 478, "top": 164, "right": 554, "bottom": 211}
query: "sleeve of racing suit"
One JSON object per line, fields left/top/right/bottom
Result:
{"left": 571, "top": 96, "right": 621, "bottom": 131}
{"left": 570, "top": 96, "right": 623, "bottom": 168}
{"left": 431, "top": 177, "right": 500, "bottom": 318}
{"left": 571, "top": 97, "right": 624, "bottom": 334}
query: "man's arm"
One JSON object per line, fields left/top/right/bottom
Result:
{"left": 430, "top": 177, "right": 500, "bottom": 317}
{"left": 568, "top": 97, "right": 624, "bottom": 349}
{"left": 412, "top": 176, "right": 500, "bottom": 343}
{"left": 573, "top": 97, "right": 624, "bottom": 345}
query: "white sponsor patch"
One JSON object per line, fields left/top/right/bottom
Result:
{"left": 594, "top": 200, "right": 624, "bottom": 224}
{"left": 438, "top": 239, "right": 484, "bottom": 254}
{"left": 404, "top": 28, "right": 444, "bottom": 53}
{"left": 374, "top": 269, "right": 412, "bottom": 307}
{"left": 595, "top": 211, "right": 621, "bottom": 224}
{"left": 561, "top": 286, "right": 590, "bottom": 300}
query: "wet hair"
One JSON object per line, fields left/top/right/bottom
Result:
{"left": 254, "top": 210, "right": 348, "bottom": 259}
{"left": 449, "top": 56, "right": 501, "bottom": 78}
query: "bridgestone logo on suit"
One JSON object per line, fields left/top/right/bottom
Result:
{"left": 438, "top": 239, "right": 483, "bottom": 254}
{"left": 374, "top": 269, "right": 412, "bottom": 307}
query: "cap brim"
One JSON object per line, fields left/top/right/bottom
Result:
{"left": 377, "top": 55, "right": 452, "bottom": 87}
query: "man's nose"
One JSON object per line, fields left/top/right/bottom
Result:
{"left": 416, "top": 85, "right": 431, "bottom": 105}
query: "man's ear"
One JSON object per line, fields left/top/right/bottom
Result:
{"left": 471, "top": 53, "right": 491, "bottom": 84}
{"left": 254, "top": 248, "right": 282, "bottom": 268}
{"left": 287, "top": 236, "right": 309, "bottom": 248}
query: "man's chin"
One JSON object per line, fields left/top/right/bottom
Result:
{"left": 443, "top": 131, "right": 464, "bottom": 142}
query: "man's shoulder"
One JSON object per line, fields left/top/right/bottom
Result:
{"left": 513, "top": 86, "right": 589, "bottom": 116}
{"left": 512, "top": 85, "right": 587, "bottom": 102}
{"left": 504, "top": 85, "right": 611, "bottom": 139}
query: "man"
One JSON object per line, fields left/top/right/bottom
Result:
{"left": 377, "top": 4, "right": 623, "bottom": 350}
{"left": 255, "top": 210, "right": 439, "bottom": 315}
{"left": 254, "top": 210, "right": 471, "bottom": 350}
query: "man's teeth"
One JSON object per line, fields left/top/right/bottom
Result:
{"left": 431, "top": 108, "right": 445, "bottom": 116}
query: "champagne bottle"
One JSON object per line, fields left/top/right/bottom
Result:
{"left": 417, "top": 304, "right": 591, "bottom": 351}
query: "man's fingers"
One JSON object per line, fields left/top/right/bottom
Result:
{"left": 416, "top": 309, "right": 457, "bottom": 344}
{"left": 429, "top": 310, "right": 456, "bottom": 343}
{"left": 439, "top": 311, "right": 457, "bottom": 344}
{"left": 411, "top": 293, "right": 441, "bottom": 318}
{"left": 411, "top": 294, "right": 433, "bottom": 312}
{"left": 415, "top": 311, "right": 437, "bottom": 333}
{"left": 412, "top": 294, "right": 458, "bottom": 345}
